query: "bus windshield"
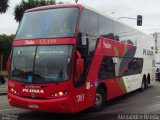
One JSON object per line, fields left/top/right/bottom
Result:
{"left": 10, "top": 45, "right": 73, "bottom": 83}
{"left": 15, "top": 7, "right": 79, "bottom": 40}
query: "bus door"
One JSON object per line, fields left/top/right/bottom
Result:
{"left": 73, "top": 78, "right": 86, "bottom": 112}
{"left": 72, "top": 51, "right": 86, "bottom": 112}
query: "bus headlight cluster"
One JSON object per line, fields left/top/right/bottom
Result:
{"left": 51, "top": 91, "right": 68, "bottom": 98}
{"left": 10, "top": 88, "right": 19, "bottom": 95}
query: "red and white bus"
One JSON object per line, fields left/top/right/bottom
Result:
{"left": 8, "top": 4, "right": 155, "bottom": 113}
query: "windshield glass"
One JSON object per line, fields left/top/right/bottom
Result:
{"left": 10, "top": 46, "right": 36, "bottom": 81}
{"left": 10, "top": 45, "right": 73, "bottom": 83}
{"left": 15, "top": 7, "right": 79, "bottom": 40}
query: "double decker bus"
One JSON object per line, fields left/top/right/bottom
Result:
{"left": 8, "top": 4, "right": 155, "bottom": 113}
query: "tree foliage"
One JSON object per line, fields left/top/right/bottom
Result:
{"left": 0, "top": 0, "right": 9, "bottom": 13}
{"left": 0, "top": 34, "right": 14, "bottom": 54}
{"left": 0, "top": 34, "right": 14, "bottom": 50}
{"left": 14, "top": 0, "right": 56, "bottom": 22}
{"left": 0, "top": 34, "right": 14, "bottom": 70}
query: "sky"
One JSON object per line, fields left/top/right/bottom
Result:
{"left": 0, "top": 0, "right": 160, "bottom": 35}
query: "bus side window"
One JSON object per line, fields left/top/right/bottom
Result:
{"left": 121, "top": 58, "right": 143, "bottom": 76}
{"left": 98, "top": 56, "right": 116, "bottom": 80}
{"left": 77, "top": 33, "right": 88, "bottom": 59}
{"left": 88, "top": 37, "right": 97, "bottom": 55}
{"left": 77, "top": 33, "right": 98, "bottom": 69}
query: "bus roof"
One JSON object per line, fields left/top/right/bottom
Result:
{"left": 25, "top": 3, "right": 153, "bottom": 39}
{"left": 83, "top": 5, "right": 153, "bottom": 39}
{"left": 25, "top": 4, "right": 83, "bottom": 13}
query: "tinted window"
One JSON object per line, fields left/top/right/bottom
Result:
{"left": 79, "top": 9, "right": 99, "bottom": 36}
{"left": 99, "top": 15, "right": 113, "bottom": 36}
{"left": 98, "top": 57, "right": 116, "bottom": 80}
{"left": 98, "top": 57, "right": 143, "bottom": 80}
{"left": 15, "top": 8, "right": 79, "bottom": 39}
{"left": 120, "top": 58, "right": 143, "bottom": 76}
{"left": 123, "top": 27, "right": 137, "bottom": 45}
{"left": 88, "top": 37, "right": 97, "bottom": 54}
{"left": 113, "top": 22, "right": 125, "bottom": 41}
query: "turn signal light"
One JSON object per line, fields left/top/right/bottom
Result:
{"left": 10, "top": 88, "right": 19, "bottom": 95}
{"left": 59, "top": 91, "right": 63, "bottom": 96}
{"left": 51, "top": 91, "right": 68, "bottom": 98}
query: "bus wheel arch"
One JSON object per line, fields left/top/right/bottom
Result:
{"left": 98, "top": 83, "right": 107, "bottom": 97}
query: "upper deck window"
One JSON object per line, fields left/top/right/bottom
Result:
{"left": 15, "top": 7, "right": 79, "bottom": 40}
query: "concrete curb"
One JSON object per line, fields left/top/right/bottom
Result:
{"left": 0, "top": 82, "right": 7, "bottom": 96}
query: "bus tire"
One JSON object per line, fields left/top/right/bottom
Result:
{"left": 91, "top": 88, "right": 106, "bottom": 111}
{"left": 146, "top": 75, "right": 150, "bottom": 88}
{"left": 140, "top": 79, "right": 145, "bottom": 92}
{"left": 145, "top": 79, "right": 148, "bottom": 88}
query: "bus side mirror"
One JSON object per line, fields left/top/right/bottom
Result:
{"left": 76, "top": 51, "right": 84, "bottom": 75}
{"left": 76, "top": 58, "right": 84, "bottom": 75}
{"left": 74, "top": 51, "right": 85, "bottom": 86}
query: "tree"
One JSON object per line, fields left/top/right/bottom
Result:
{"left": 75, "top": 0, "right": 78, "bottom": 3}
{"left": 0, "top": 0, "right": 9, "bottom": 13}
{"left": 0, "top": 34, "right": 14, "bottom": 70}
{"left": 58, "top": 1, "right": 64, "bottom": 4}
{"left": 14, "top": 0, "right": 56, "bottom": 22}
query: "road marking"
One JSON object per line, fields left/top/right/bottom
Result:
{"left": 0, "top": 108, "right": 20, "bottom": 112}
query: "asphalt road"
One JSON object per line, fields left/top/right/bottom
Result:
{"left": 1, "top": 81, "right": 160, "bottom": 120}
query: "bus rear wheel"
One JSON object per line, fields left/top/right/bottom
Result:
{"left": 140, "top": 77, "right": 146, "bottom": 91}
{"left": 91, "top": 88, "right": 106, "bottom": 111}
{"left": 145, "top": 79, "right": 148, "bottom": 88}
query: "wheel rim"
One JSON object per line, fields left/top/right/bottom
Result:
{"left": 95, "top": 93, "right": 103, "bottom": 106}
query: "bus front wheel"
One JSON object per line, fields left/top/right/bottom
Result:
{"left": 91, "top": 88, "right": 106, "bottom": 111}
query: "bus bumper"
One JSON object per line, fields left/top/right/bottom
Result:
{"left": 8, "top": 92, "right": 74, "bottom": 113}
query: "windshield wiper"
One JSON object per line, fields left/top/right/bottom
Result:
{"left": 33, "top": 74, "right": 44, "bottom": 79}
